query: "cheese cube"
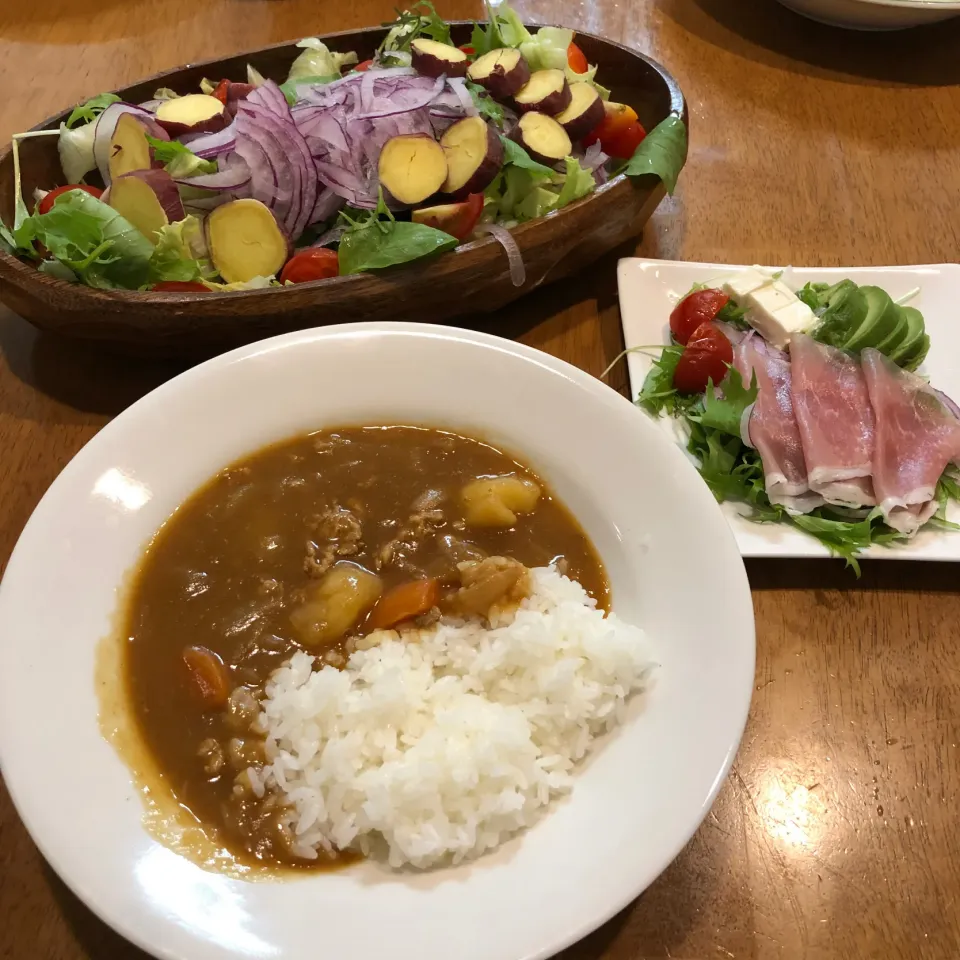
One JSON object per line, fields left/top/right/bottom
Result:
{"left": 722, "top": 269, "right": 769, "bottom": 300}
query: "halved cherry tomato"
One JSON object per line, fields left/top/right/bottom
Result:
{"left": 36, "top": 184, "right": 103, "bottom": 216}
{"left": 279, "top": 248, "right": 340, "bottom": 285}
{"left": 459, "top": 44, "right": 475, "bottom": 55}
{"left": 151, "top": 281, "right": 211, "bottom": 292}
{"left": 669, "top": 288, "right": 730, "bottom": 345}
{"left": 211, "top": 78, "right": 231, "bottom": 105}
{"left": 672, "top": 322, "right": 734, "bottom": 394}
{"left": 355, "top": 59, "right": 374, "bottom": 72}
{"left": 583, "top": 102, "right": 647, "bottom": 159}
{"left": 567, "top": 40, "right": 589, "bottom": 74}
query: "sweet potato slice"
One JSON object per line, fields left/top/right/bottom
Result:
{"left": 554, "top": 82, "right": 604, "bottom": 140}
{"left": 510, "top": 112, "right": 572, "bottom": 166}
{"left": 411, "top": 38, "right": 468, "bottom": 78}
{"left": 513, "top": 69, "right": 571, "bottom": 116}
{"left": 156, "top": 94, "right": 228, "bottom": 136}
{"left": 467, "top": 48, "right": 531, "bottom": 100}
{"left": 411, "top": 193, "right": 483, "bottom": 240}
{"left": 109, "top": 113, "right": 153, "bottom": 182}
{"left": 440, "top": 117, "right": 504, "bottom": 200}
{"left": 206, "top": 199, "right": 290, "bottom": 283}
{"left": 107, "top": 169, "right": 185, "bottom": 242}
{"left": 378, "top": 135, "right": 448, "bottom": 205}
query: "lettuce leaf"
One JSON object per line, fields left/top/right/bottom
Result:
{"left": 58, "top": 121, "right": 98, "bottom": 183}
{"left": 288, "top": 38, "right": 357, "bottom": 81}
{"left": 555, "top": 156, "right": 595, "bottom": 208}
{"left": 146, "top": 136, "right": 218, "bottom": 177}
{"left": 23, "top": 189, "right": 154, "bottom": 289}
{"left": 280, "top": 74, "right": 339, "bottom": 105}
{"left": 468, "top": 82, "right": 505, "bottom": 126}
{"left": 500, "top": 137, "right": 554, "bottom": 176}
{"left": 149, "top": 216, "right": 214, "bottom": 283}
{"left": 519, "top": 26, "right": 572, "bottom": 71}
{"left": 624, "top": 114, "right": 688, "bottom": 195}
{"left": 692, "top": 366, "right": 757, "bottom": 437}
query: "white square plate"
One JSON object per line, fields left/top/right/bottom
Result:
{"left": 617, "top": 258, "right": 960, "bottom": 561}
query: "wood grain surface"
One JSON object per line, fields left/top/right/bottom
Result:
{"left": 1, "top": 1, "right": 960, "bottom": 958}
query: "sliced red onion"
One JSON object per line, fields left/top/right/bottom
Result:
{"left": 355, "top": 76, "right": 444, "bottom": 120}
{"left": 247, "top": 79, "right": 289, "bottom": 118}
{"left": 309, "top": 189, "right": 345, "bottom": 226}
{"left": 234, "top": 96, "right": 317, "bottom": 238}
{"left": 182, "top": 120, "right": 238, "bottom": 159}
{"left": 183, "top": 192, "right": 232, "bottom": 212}
{"left": 935, "top": 388, "right": 960, "bottom": 421}
{"left": 310, "top": 223, "right": 345, "bottom": 247}
{"left": 478, "top": 224, "right": 525, "bottom": 287}
{"left": 138, "top": 99, "right": 163, "bottom": 113}
{"left": 93, "top": 103, "right": 169, "bottom": 184}
{"left": 739, "top": 403, "right": 755, "bottom": 447}
{"left": 174, "top": 152, "right": 251, "bottom": 191}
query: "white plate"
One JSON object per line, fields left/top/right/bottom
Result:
{"left": 775, "top": 0, "right": 960, "bottom": 30}
{"left": 617, "top": 258, "right": 960, "bottom": 561}
{"left": 0, "top": 323, "right": 755, "bottom": 960}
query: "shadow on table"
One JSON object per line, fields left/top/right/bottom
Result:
{"left": 0, "top": 231, "right": 642, "bottom": 418}
{"left": 43, "top": 863, "right": 154, "bottom": 960}
{"left": 747, "top": 557, "right": 960, "bottom": 593}
{"left": 662, "top": 0, "right": 960, "bottom": 87}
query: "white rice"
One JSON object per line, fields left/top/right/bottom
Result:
{"left": 250, "top": 566, "right": 650, "bottom": 869}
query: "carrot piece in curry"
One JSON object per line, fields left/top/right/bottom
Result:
{"left": 368, "top": 578, "right": 440, "bottom": 630}
{"left": 182, "top": 645, "right": 230, "bottom": 708}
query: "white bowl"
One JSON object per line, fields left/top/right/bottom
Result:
{"left": 0, "top": 323, "right": 754, "bottom": 960}
{"left": 777, "top": 0, "right": 960, "bottom": 28}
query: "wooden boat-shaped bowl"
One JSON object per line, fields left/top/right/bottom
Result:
{"left": 0, "top": 24, "right": 686, "bottom": 355}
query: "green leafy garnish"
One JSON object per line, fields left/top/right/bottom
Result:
{"left": 279, "top": 74, "right": 339, "bottom": 105}
{"left": 149, "top": 216, "right": 213, "bottom": 283}
{"left": 380, "top": 2, "right": 451, "bottom": 54}
{"left": 66, "top": 93, "right": 120, "bottom": 129}
{"left": 337, "top": 191, "right": 458, "bottom": 274}
{"left": 624, "top": 115, "right": 688, "bottom": 195}
{"left": 692, "top": 366, "right": 757, "bottom": 437}
{"left": 555, "top": 156, "right": 595, "bottom": 208}
{"left": 145, "top": 136, "right": 218, "bottom": 176}
{"left": 500, "top": 137, "right": 554, "bottom": 176}
{"left": 636, "top": 344, "right": 694, "bottom": 417}
{"left": 467, "top": 81, "right": 504, "bottom": 126}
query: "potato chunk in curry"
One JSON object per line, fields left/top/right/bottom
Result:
{"left": 290, "top": 561, "right": 382, "bottom": 647}
{"left": 460, "top": 475, "right": 541, "bottom": 527}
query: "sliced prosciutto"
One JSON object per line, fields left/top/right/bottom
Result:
{"left": 735, "top": 336, "right": 823, "bottom": 515}
{"left": 861, "top": 349, "right": 960, "bottom": 535}
{"left": 790, "top": 334, "right": 876, "bottom": 507}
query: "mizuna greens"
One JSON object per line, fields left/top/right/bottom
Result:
{"left": 0, "top": 1, "right": 687, "bottom": 291}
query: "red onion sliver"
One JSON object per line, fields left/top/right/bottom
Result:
{"left": 739, "top": 403, "right": 755, "bottom": 447}
{"left": 479, "top": 223, "right": 525, "bottom": 287}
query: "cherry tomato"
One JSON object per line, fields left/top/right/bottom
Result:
{"left": 672, "top": 323, "right": 734, "bottom": 394}
{"left": 279, "top": 248, "right": 340, "bottom": 285}
{"left": 459, "top": 44, "right": 475, "bottom": 55}
{"left": 583, "top": 102, "right": 647, "bottom": 159}
{"left": 669, "top": 288, "right": 731, "bottom": 345}
{"left": 567, "top": 41, "right": 589, "bottom": 74}
{"left": 151, "top": 281, "right": 211, "bottom": 292}
{"left": 355, "top": 59, "right": 374, "bottom": 72}
{"left": 211, "top": 78, "right": 231, "bottom": 105}
{"left": 36, "top": 184, "right": 103, "bottom": 216}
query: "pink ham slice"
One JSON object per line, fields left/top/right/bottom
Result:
{"left": 735, "top": 336, "right": 823, "bottom": 515}
{"left": 790, "top": 334, "right": 876, "bottom": 507}
{"left": 861, "top": 348, "right": 960, "bottom": 535}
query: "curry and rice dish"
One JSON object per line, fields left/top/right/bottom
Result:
{"left": 122, "top": 425, "right": 650, "bottom": 871}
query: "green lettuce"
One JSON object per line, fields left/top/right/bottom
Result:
{"left": 149, "top": 216, "right": 213, "bottom": 283}
{"left": 22, "top": 189, "right": 154, "bottom": 289}
{"left": 288, "top": 38, "right": 358, "bottom": 81}
{"left": 624, "top": 114, "right": 688, "bottom": 195}
{"left": 145, "top": 137, "right": 217, "bottom": 177}
{"left": 520, "top": 25, "right": 572, "bottom": 71}
{"left": 488, "top": 154, "right": 596, "bottom": 222}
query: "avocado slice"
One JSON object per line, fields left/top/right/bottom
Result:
{"left": 901, "top": 333, "right": 931, "bottom": 372}
{"left": 844, "top": 286, "right": 902, "bottom": 353}
{"left": 813, "top": 280, "right": 868, "bottom": 348}
{"left": 874, "top": 305, "right": 909, "bottom": 356}
{"left": 887, "top": 307, "right": 925, "bottom": 366}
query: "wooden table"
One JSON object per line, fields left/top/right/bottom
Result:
{"left": 2, "top": 1, "right": 960, "bottom": 957}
